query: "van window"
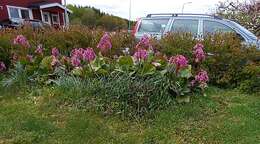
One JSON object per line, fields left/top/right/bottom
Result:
{"left": 203, "top": 20, "right": 234, "bottom": 34}
{"left": 171, "top": 19, "right": 199, "bottom": 35}
{"left": 138, "top": 19, "right": 169, "bottom": 33}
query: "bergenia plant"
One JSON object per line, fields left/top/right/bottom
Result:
{"left": 97, "top": 33, "right": 112, "bottom": 53}
{"left": 82, "top": 48, "right": 96, "bottom": 62}
{"left": 51, "top": 47, "right": 59, "bottom": 57}
{"left": 133, "top": 49, "right": 148, "bottom": 62}
{"left": 70, "top": 48, "right": 96, "bottom": 67}
{"left": 194, "top": 70, "right": 209, "bottom": 89}
{"left": 13, "top": 35, "right": 30, "bottom": 48}
{"left": 35, "top": 44, "right": 43, "bottom": 55}
{"left": 193, "top": 43, "right": 206, "bottom": 63}
{"left": 0, "top": 61, "right": 6, "bottom": 72}
{"left": 26, "top": 55, "right": 33, "bottom": 63}
{"left": 169, "top": 55, "right": 189, "bottom": 74}
{"left": 135, "top": 35, "right": 151, "bottom": 50}
{"left": 51, "top": 56, "right": 60, "bottom": 67}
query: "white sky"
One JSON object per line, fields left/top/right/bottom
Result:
{"left": 66, "top": 0, "right": 226, "bottom": 20}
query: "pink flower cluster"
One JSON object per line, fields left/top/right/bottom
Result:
{"left": 191, "top": 70, "right": 209, "bottom": 87}
{"left": 136, "top": 35, "right": 150, "bottom": 49}
{"left": 0, "top": 61, "right": 6, "bottom": 72}
{"left": 97, "top": 33, "right": 112, "bottom": 52}
{"left": 26, "top": 55, "right": 33, "bottom": 63}
{"left": 35, "top": 44, "right": 43, "bottom": 55}
{"left": 169, "top": 55, "right": 188, "bottom": 69}
{"left": 51, "top": 56, "right": 59, "bottom": 67}
{"left": 193, "top": 43, "right": 206, "bottom": 63}
{"left": 134, "top": 49, "right": 148, "bottom": 61}
{"left": 13, "top": 35, "right": 29, "bottom": 47}
{"left": 71, "top": 48, "right": 96, "bottom": 67}
{"left": 195, "top": 70, "right": 209, "bottom": 83}
{"left": 52, "top": 47, "right": 59, "bottom": 57}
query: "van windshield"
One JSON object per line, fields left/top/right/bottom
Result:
{"left": 138, "top": 18, "right": 169, "bottom": 33}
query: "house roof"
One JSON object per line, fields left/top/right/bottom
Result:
{"left": 29, "top": 2, "right": 72, "bottom": 13}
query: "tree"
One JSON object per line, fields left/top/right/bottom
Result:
{"left": 216, "top": 0, "right": 260, "bottom": 36}
{"left": 67, "top": 5, "right": 129, "bottom": 31}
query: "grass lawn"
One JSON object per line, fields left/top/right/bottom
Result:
{"left": 0, "top": 86, "right": 259, "bottom": 144}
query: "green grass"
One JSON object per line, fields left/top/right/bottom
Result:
{"left": 0, "top": 86, "right": 259, "bottom": 144}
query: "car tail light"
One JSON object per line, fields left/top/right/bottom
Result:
{"left": 132, "top": 18, "right": 141, "bottom": 36}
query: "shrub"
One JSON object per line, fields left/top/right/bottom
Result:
{"left": 159, "top": 32, "right": 196, "bottom": 57}
{"left": 238, "top": 62, "right": 260, "bottom": 93}
{"left": 202, "top": 33, "right": 260, "bottom": 88}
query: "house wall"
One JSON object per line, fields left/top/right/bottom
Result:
{"left": 0, "top": 0, "right": 62, "bottom": 21}
{"left": 42, "top": 7, "right": 65, "bottom": 25}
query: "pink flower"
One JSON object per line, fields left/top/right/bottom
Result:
{"left": 82, "top": 48, "right": 96, "bottom": 62}
{"left": 51, "top": 56, "right": 59, "bottom": 67}
{"left": 195, "top": 70, "right": 209, "bottom": 84}
{"left": 169, "top": 55, "right": 188, "bottom": 69}
{"left": 13, "top": 35, "right": 29, "bottom": 47}
{"left": 136, "top": 35, "right": 150, "bottom": 49}
{"left": 97, "top": 33, "right": 112, "bottom": 52}
{"left": 26, "top": 55, "right": 33, "bottom": 63}
{"left": 0, "top": 61, "right": 6, "bottom": 72}
{"left": 35, "top": 44, "right": 43, "bottom": 55}
{"left": 71, "top": 48, "right": 84, "bottom": 59}
{"left": 133, "top": 49, "right": 148, "bottom": 61}
{"left": 193, "top": 43, "right": 206, "bottom": 63}
{"left": 51, "top": 47, "right": 59, "bottom": 57}
{"left": 194, "top": 43, "right": 204, "bottom": 50}
{"left": 70, "top": 48, "right": 96, "bottom": 67}
{"left": 71, "top": 56, "right": 81, "bottom": 67}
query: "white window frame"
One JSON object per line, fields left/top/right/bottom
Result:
{"left": 7, "top": 5, "right": 33, "bottom": 20}
{"left": 51, "top": 14, "right": 60, "bottom": 25}
{"left": 42, "top": 12, "right": 51, "bottom": 25}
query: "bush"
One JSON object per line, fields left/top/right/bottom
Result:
{"left": 202, "top": 33, "right": 260, "bottom": 88}
{"left": 238, "top": 62, "right": 260, "bottom": 93}
{"left": 159, "top": 32, "right": 196, "bottom": 57}
{"left": 159, "top": 32, "right": 260, "bottom": 90}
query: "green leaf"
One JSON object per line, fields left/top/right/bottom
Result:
{"left": 179, "top": 65, "right": 192, "bottom": 78}
{"left": 141, "top": 63, "right": 156, "bottom": 76}
{"left": 118, "top": 56, "right": 134, "bottom": 67}
{"left": 40, "top": 56, "right": 53, "bottom": 71}
{"left": 71, "top": 67, "right": 83, "bottom": 77}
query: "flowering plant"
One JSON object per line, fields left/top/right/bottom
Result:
{"left": 0, "top": 61, "right": 6, "bottom": 72}
{"left": 13, "top": 35, "right": 30, "bottom": 48}
{"left": 193, "top": 43, "right": 206, "bottom": 63}
{"left": 169, "top": 55, "right": 189, "bottom": 73}
{"left": 133, "top": 49, "right": 148, "bottom": 62}
{"left": 135, "top": 35, "right": 151, "bottom": 50}
{"left": 97, "top": 33, "right": 112, "bottom": 54}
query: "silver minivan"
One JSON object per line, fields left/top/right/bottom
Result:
{"left": 133, "top": 13, "right": 260, "bottom": 49}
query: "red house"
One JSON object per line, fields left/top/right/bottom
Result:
{"left": 0, "top": 0, "right": 71, "bottom": 27}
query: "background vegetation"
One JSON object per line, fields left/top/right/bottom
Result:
{"left": 67, "top": 5, "right": 134, "bottom": 31}
{"left": 217, "top": 0, "right": 260, "bottom": 37}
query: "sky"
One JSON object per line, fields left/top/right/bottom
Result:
{"left": 66, "top": 0, "right": 226, "bottom": 20}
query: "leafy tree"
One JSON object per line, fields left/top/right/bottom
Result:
{"left": 216, "top": 0, "right": 260, "bottom": 37}
{"left": 67, "top": 5, "right": 129, "bottom": 31}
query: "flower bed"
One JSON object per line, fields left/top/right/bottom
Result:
{"left": 0, "top": 30, "right": 210, "bottom": 117}
{"left": 0, "top": 27, "right": 259, "bottom": 117}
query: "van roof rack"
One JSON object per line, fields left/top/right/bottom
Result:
{"left": 146, "top": 13, "right": 222, "bottom": 19}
